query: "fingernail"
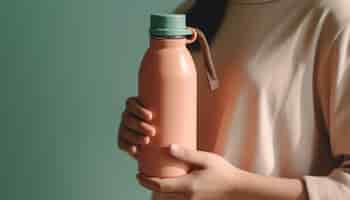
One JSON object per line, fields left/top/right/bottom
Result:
{"left": 150, "top": 127, "right": 156, "bottom": 137}
{"left": 144, "top": 136, "right": 150, "bottom": 144}
{"left": 170, "top": 144, "right": 179, "bottom": 155}
{"left": 147, "top": 112, "right": 153, "bottom": 121}
{"left": 130, "top": 145, "right": 137, "bottom": 154}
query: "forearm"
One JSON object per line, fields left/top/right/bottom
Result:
{"left": 233, "top": 170, "right": 308, "bottom": 200}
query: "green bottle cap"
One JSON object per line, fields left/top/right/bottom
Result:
{"left": 150, "top": 13, "right": 192, "bottom": 37}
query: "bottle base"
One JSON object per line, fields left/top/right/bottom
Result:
{"left": 138, "top": 146, "right": 190, "bottom": 178}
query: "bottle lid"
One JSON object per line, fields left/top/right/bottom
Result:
{"left": 150, "top": 13, "right": 192, "bottom": 37}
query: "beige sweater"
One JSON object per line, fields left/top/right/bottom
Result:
{"left": 154, "top": 0, "right": 350, "bottom": 199}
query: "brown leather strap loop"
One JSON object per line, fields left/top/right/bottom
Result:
{"left": 189, "top": 27, "right": 219, "bottom": 91}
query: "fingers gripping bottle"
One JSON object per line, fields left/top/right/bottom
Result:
{"left": 138, "top": 14, "right": 219, "bottom": 178}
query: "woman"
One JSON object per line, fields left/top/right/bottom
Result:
{"left": 117, "top": 0, "right": 350, "bottom": 199}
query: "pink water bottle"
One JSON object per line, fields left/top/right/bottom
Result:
{"left": 137, "top": 13, "right": 219, "bottom": 178}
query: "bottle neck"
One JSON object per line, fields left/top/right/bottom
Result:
{"left": 149, "top": 28, "right": 220, "bottom": 91}
{"left": 149, "top": 36, "right": 187, "bottom": 48}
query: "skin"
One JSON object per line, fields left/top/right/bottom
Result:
{"left": 117, "top": 52, "right": 309, "bottom": 199}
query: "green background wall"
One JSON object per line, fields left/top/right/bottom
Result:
{"left": 2, "top": 0, "right": 182, "bottom": 199}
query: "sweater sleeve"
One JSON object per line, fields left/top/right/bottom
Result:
{"left": 304, "top": 23, "right": 350, "bottom": 200}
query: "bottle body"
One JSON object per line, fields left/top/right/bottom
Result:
{"left": 137, "top": 37, "right": 197, "bottom": 178}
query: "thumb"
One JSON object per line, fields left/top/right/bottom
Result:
{"left": 169, "top": 144, "right": 211, "bottom": 167}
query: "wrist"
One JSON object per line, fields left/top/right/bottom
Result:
{"left": 228, "top": 169, "right": 308, "bottom": 200}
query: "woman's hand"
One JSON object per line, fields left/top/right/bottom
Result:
{"left": 137, "top": 144, "right": 243, "bottom": 200}
{"left": 117, "top": 97, "right": 155, "bottom": 158}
